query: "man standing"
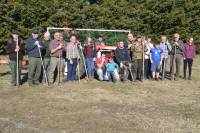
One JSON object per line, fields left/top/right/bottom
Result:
{"left": 42, "top": 32, "right": 51, "bottom": 83}
{"left": 26, "top": 29, "right": 43, "bottom": 86}
{"left": 183, "top": 38, "right": 196, "bottom": 80}
{"left": 115, "top": 41, "right": 131, "bottom": 81}
{"left": 6, "top": 30, "right": 24, "bottom": 86}
{"left": 127, "top": 33, "right": 137, "bottom": 60}
{"left": 130, "top": 36, "right": 147, "bottom": 81}
{"left": 49, "top": 32, "right": 64, "bottom": 84}
{"left": 160, "top": 35, "right": 172, "bottom": 78}
{"left": 66, "top": 35, "right": 80, "bottom": 82}
{"left": 170, "top": 33, "right": 184, "bottom": 80}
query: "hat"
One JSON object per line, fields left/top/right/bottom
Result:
{"left": 12, "top": 30, "right": 19, "bottom": 35}
{"left": 32, "top": 29, "right": 38, "bottom": 34}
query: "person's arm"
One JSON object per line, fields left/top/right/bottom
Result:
{"left": 183, "top": 44, "right": 186, "bottom": 60}
{"left": 167, "top": 42, "right": 172, "bottom": 52}
{"left": 6, "top": 40, "right": 15, "bottom": 54}
{"left": 160, "top": 49, "right": 164, "bottom": 65}
{"left": 115, "top": 49, "right": 120, "bottom": 64}
{"left": 177, "top": 41, "right": 184, "bottom": 51}
{"left": 125, "top": 49, "right": 131, "bottom": 63}
{"left": 150, "top": 49, "right": 153, "bottom": 63}
{"left": 194, "top": 45, "right": 196, "bottom": 59}
{"left": 50, "top": 42, "right": 61, "bottom": 54}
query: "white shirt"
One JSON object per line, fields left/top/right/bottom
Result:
{"left": 145, "top": 43, "right": 154, "bottom": 59}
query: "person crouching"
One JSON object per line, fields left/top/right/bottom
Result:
{"left": 106, "top": 58, "right": 120, "bottom": 83}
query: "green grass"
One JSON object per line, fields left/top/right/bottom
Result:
{"left": 0, "top": 56, "right": 200, "bottom": 133}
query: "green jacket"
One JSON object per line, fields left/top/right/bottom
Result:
{"left": 130, "top": 41, "right": 147, "bottom": 60}
{"left": 42, "top": 39, "right": 51, "bottom": 58}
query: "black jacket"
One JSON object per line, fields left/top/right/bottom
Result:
{"left": 6, "top": 38, "right": 24, "bottom": 61}
{"left": 115, "top": 47, "right": 131, "bottom": 64}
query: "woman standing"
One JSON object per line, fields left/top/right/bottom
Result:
{"left": 84, "top": 37, "right": 96, "bottom": 80}
{"left": 183, "top": 38, "right": 196, "bottom": 80}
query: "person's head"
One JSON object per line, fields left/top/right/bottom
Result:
{"left": 11, "top": 30, "right": 19, "bottom": 40}
{"left": 174, "top": 33, "right": 180, "bottom": 42}
{"left": 128, "top": 33, "right": 134, "bottom": 41}
{"left": 155, "top": 43, "right": 160, "bottom": 48}
{"left": 101, "top": 54, "right": 106, "bottom": 59}
{"left": 137, "top": 35, "right": 142, "bottom": 42}
{"left": 98, "top": 36, "right": 103, "bottom": 42}
{"left": 59, "top": 34, "right": 64, "bottom": 41}
{"left": 44, "top": 32, "right": 50, "bottom": 41}
{"left": 70, "top": 35, "right": 77, "bottom": 44}
{"left": 32, "top": 29, "right": 39, "bottom": 39}
{"left": 147, "top": 37, "right": 151, "bottom": 43}
{"left": 118, "top": 41, "right": 124, "bottom": 48}
{"left": 109, "top": 58, "right": 114, "bottom": 63}
{"left": 86, "top": 37, "right": 93, "bottom": 45}
{"left": 161, "top": 35, "right": 167, "bottom": 43}
{"left": 141, "top": 35, "right": 146, "bottom": 42}
{"left": 189, "top": 37, "right": 194, "bottom": 44}
{"left": 54, "top": 32, "right": 60, "bottom": 41}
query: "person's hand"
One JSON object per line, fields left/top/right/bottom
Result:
{"left": 102, "top": 58, "right": 105, "bottom": 62}
{"left": 175, "top": 42, "right": 179, "bottom": 46}
{"left": 160, "top": 61, "right": 162, "bottom": 66}
{"left": 93, "top": 58, "right": 96, "bottom": 61}
{"left": 35, "top": 41, "right": 41, "bottom": 48}
{"left": 120, "top": 62, "right": 124, "bottom": 68}
{"left": 70, "top": 59, "right": 73, "bottom": 64}
{"left": 128, "top": 63, "right": 132, "bottom": 69}
{"left": 150, "top": 60, "right": 153, "bottom": 64}
{"left": 58, "top": 43, "right": 64, "bottom": 49}
{"left": 183, "top": 57, "right": 186, "bottom": 60}
{"left": 15, "top": 46, "right": 20, "bottom": 52}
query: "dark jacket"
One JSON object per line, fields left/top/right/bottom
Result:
{"left": 26, "top": 37, "right": 44, "bottom": 58}
{"left": 42, "top": 39, "right": 51, "bottom": 58}
{"left": 171, "top": 40, "right": 184, "bottom": 55}
{"left": 115, "top": 47, "right": 131, "bottom": 64}
{"left": 84, "top": 45, "right": 96, "bottom": 58}
{"left": 6, "top": 37, "right": 24, "bottom": 61}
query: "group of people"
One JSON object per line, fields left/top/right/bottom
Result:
{"left": 6, "top": 29, "right": 196, "bottom": 87}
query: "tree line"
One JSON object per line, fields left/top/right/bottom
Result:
{"left": 0, "top": 0, "right": 200, "bottom": 53}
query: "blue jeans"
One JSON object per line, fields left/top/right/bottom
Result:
{"left": 67, "top": 58, "right": 77, "bottom": 81}
{"left": 107, "top": 71, "right": 118, "bottom": 82}
{"left": 86, "top": 58, "right": 94, "bottom": 77}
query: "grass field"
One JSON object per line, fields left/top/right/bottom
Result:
{"left": 0, "top": 56, "right": 200, "bottom": 133}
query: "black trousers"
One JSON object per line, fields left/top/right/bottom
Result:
{"left": 144, "top": 59, "right": 151, "bottom": 78}
{"left": 183, "top": 58, "right": 193, "bottom": 78}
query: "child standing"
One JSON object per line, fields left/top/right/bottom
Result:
{"left": 150, "top": 43, "right": 163, "bottom": 80}
{"left": 106, "top": 58, "right": 120, "bottom": 83}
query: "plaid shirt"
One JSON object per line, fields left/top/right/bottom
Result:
{"left": 66, "top": 43, "right": 79, "bottom": 59}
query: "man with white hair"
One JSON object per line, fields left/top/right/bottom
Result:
{"left": 49, "top": 32, "right": 64, "bottom": 84}
{"left": 26, "top": 29, "right": 44, "bottom": 86}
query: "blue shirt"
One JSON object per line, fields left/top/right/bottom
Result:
{"left": 106, "top": 62, "right": 119, "bottom": 72}
{"left": 151, "top": 47, "right": 163, "bottom": 63}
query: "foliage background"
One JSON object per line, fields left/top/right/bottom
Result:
{"left": 0, "top": 0, "right": 200, "bottom": 53}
